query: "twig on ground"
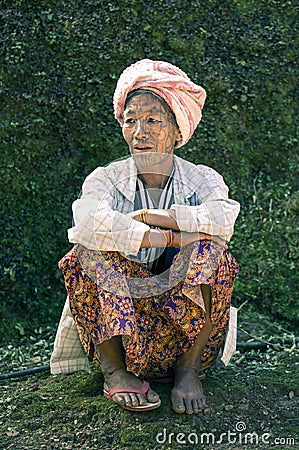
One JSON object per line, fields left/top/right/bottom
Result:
{"left": 0, "top": 364, "right": 50, "bottom": 380}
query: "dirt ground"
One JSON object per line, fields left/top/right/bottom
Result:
{"left": 0, "top": 306, "right": 298, "bottom": 450}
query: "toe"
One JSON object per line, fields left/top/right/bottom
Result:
{"left": 130, "top": 393, "right": 142, "bottom": 407}
{"left": 184, "top": 398, "right": 194, "bottom": 415}
{"left": 192, "top": 399, "right": 199, "bottom": 414}
{"left": 136, "top": 393, "right": 148, "bottom": 406}
{"left": 147, "top": 387, "right": 160, "bottom": 403}
{"left": 171, "top": 390, "right": 186, "bottom": 414}
{"left": 198, "top": 394, "right": 206, "bottom": 410}
{"left": 113, "top": 393, "right": 130, "bottom": 407}
{"left": 173, "top": 403, "right": 186, "bottom": 414}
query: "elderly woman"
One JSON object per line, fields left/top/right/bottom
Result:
{"left": 53, "top": 59, "right": 240, "bottom": 414}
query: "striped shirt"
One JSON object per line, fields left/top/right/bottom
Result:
{"left": 134, "top": 171, "right": 175, "bottom": 270}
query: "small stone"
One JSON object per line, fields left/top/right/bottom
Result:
{"left": 6, "top": 430, "right": 19, "bottom": 437}
{"left": 238, "top": 404, "right": 249, "bottom": 412}
{"left": 288, "top": 390, "right": 295, "bottom": 400}
{"left": 204, "top": 406, "right": 215, "bottom": 413}
{"left": 224, "top": 404, "right": 234, "bottom": 411}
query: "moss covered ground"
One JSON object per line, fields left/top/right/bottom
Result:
{"left": 0, "top": 306, "right": 298, "bottom": 450}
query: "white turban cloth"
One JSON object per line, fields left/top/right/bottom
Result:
{"left": 113, "top": 59, "right": 207, "bottom": 147}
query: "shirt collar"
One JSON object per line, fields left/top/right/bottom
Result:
{"left": 107, "top": 156, "right": 137, "bottom": 203}
{"left": 108, "top": 155, "right": 199, "bottom": 203}
{"left": 173, "top": 156, "right": 200, "bottom": 199}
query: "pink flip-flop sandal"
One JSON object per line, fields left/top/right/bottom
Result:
{"left": 103, "top": 380, "right": 161, "bottom": 412}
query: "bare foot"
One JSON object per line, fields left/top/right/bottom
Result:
{"left": 171, "top": 368, "right": 206, "bottom": 414}
{"left": 103, "top": 367, "right": 160, "bottom": 409}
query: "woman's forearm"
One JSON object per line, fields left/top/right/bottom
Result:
{"left": 140, "top": 230, "right": 227, "bottom": 249}
{"left": 173, "top": 231, "right": 227, "bottom": 249}
{"left": 140, "top": 229, "right": 168, "bottom": 248}
{"left": 133, "top": 209, "right": 180, "bottom": 230}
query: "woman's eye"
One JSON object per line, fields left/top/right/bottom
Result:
{"left": 124, "top": 118, "right": 135, "bottom": 124}
{"left": 148, "top": 118, "right": 160, "bottom": 124}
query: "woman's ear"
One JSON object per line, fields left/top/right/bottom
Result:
{"left": 175, "top": 129, "right": 183, "bottom": 147}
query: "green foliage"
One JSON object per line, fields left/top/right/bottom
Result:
{"left": 0, "top": 0, "right": 298, "bottom": 340}
{"left": 232, "top": 176, "right": 298, "bottom": 321}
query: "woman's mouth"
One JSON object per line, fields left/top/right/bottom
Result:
{"left": 133, "top": 144, "right": 154, "bottom": 152}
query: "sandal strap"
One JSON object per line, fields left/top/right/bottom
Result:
{"left": 106, "top": 380, "right": 149, "bottom": 398}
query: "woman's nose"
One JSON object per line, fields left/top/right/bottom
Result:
{"left": 134, "top": 120, "right": 148, "bottom": 138}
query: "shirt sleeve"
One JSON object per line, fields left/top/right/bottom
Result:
{"left": 67, "top": 168, "right": 150, "bottom": 256}
{"left": 170, "top": 165, "right": 240, "bottom": 241}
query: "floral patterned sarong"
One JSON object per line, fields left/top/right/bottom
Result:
{"left": 59, "top": 241, "right": 239, "bottom": 381}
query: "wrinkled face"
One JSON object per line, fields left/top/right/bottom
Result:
{"left": 122, "top": 92, "right": 180, "bottom": 159}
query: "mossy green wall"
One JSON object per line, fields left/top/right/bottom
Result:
{"left": 1, "top": 0, "right": 298, "bottom": 338}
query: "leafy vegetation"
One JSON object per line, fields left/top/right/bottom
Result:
{"left": 0, "top": 0, "right": 298, "bottom": 340}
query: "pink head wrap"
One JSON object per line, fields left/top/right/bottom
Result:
{"left": 113, "top": 59, "right": 206, "bottom": 148}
